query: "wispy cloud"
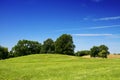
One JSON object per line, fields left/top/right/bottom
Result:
{"left": 52, "top": 25, "right": 120, "bottom": 33}
{"left": 94, "top": 16, "right": 120, "bottom": 21}
{"left": 73, "top": 34, "right": 120, "bottom": 38}
{"left": 88, "top": 25, "right": 120, "bottom": 29}
{"left": 73, "top": 34, "right": 113, "bottom": 37}
{"left": 91, "top": 0, "right": 103, "bottom": 2}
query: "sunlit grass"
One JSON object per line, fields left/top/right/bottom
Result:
{"left": 0, "top": 54, "right": 120, "bottom": 80}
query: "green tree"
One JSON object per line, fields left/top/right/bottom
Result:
{"left": 90, "top": 46, "right": 100, "bottom": 57}
{"left": 99, "top": 45, "right": 110, "bottom": 55}
{"left": 55, "top": 34, "right": 75, "bottom": 55}
{"left": 41, "top": 38, "right": 55, "bottom": 53}
{"left": 90, "top": 45, "right": 110, "bottom": 58}
{"left": 98, "top": 50, "right": 107, "bottom": 58}
{"left": 10, "top": 40, "right": 41, "bottom": 57}
{"left": 0, "top": 46, "right": 8, "bottom": 59}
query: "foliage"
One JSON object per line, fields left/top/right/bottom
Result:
{"left": 99, "top": 45, "right": 110, "bottom": 55}
{"left": 90, "top": 46, "right": 100, "bottom": 57}
{"left": 98, "top": 50, "right": 107, "bottom": 58}
{"left": 0, "top": 46, "right": 8, "bottom": 59}
{"left": 55, "top": 34, "right": 75, "bottom": 55}
{"left": 75, "top": 50, "right": 90, "bottom": 56}
{"left": 90, "top": 45, "right": 109, "bottom": 58}
{"left": 99, "top": 45, "right": 108, "bottom": 51}
{"left": 40, "top": 38, "right": 55, "bottom": 53}
{"left": 10, "top": 40, "right": 41, "bottom": 57}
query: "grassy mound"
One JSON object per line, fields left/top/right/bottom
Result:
{"left": 0, "top": 54, "right": 120, "bottom": 80}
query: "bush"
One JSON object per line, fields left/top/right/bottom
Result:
{"left": 75, "top": 50, "right": 90, "bottom": 56}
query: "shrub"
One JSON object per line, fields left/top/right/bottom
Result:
{"left": 75, "top": 50, "right": 90, "bottom": 56}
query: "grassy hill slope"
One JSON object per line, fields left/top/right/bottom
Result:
{"left": 0, "top": 54, "right": 120, "bottom": 80}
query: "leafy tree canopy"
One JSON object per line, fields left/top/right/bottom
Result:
{"left": 10, "top": 40, "right": 41, "bottom": 57}
{"left": 90, "top": 45, "right": 109, "bottom": 58}
{"left": 55, "top": 34, "right": 75, "bottom": 55}
{"left": 41, "top": 38, "right": 55, "bottom": 53}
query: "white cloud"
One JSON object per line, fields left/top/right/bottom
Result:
{"left": 89, "top": 25, "right": 120, "bottom": 29}
{"left": 94, "top": 16, "right": 120, "bottom": 21}
{"left": 73, "top": 34, "right": 113, "bottom": 37}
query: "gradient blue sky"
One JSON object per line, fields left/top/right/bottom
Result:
{"left": 0, "top": 0, "right": 120, "bottom": 53}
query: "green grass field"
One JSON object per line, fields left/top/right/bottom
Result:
{"left": 0, "top": 54, "right": 120, "bottom": 80}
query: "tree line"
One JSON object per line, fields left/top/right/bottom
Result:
{"left": 0, "top": 34, "right": 110, "bottom": 59}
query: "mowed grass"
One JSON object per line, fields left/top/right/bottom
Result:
{"left": 0, "top": 54, "right": 120, "bottom": 80}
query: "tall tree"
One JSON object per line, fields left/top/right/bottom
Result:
{"left": 0, "top": 46, "right": 8, "bottom": 59}
{"left": 41, "top": 38, "right": 55, "bottom": 53}
{"left": 55, "top": 34, "right": 75, "bottom": 55}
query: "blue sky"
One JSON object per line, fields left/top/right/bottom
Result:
{"left": 0, "top": 0, "right": 120, "bottom": 53}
